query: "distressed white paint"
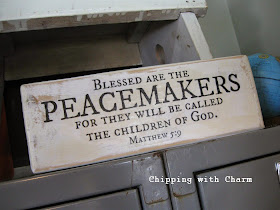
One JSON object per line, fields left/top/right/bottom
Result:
{"left": 0, "top": 0, "right": 207, "bottom": 32}
{"left": 76, "top": 15, "right": 83, "bottom": 22}
{"left": 7, "top": 20, "right": 21, "bottom": 30}
{"left": 21, "top": 56, "right": 264, "bottom": 173}
{"left": 140, "top": 12, "right": 212, "bottom": 67}
{"left": 135, "top": 11, "right": 144, "bottom": 22}
{"left": 0, "top": 0, "right": 206, "bottom": 21}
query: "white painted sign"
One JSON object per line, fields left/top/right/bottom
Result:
{"left": 21, "top": 56, "right": 264, "bottom": 173}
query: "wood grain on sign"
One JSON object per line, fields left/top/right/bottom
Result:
{"left": 21, "top": 56, "right": 264, "bottom": 173}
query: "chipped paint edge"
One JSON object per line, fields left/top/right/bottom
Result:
{"left": 0, "top": 7, "right": 208, "bottom": 33}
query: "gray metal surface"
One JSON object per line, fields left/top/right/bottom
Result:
{"left": 197, "top": 154, "right": 280, "bottom": 210}
{"left": 164, "top": 126, "right": 280, "bottom": 209}
{"left": 0, "top": 153, "right": 171, "bottom": 210}
{"left": 45, "top": 189, "right": 142, "bottom": 210}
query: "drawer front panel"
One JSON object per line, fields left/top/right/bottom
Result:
{"left": 197, "top": 154, "right": 280, "bottom": 210}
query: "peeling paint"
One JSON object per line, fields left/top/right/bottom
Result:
{"left": 20, "top": 19, "right": 28, "bottom": 29}
{"left": 7, "top": 20, "right": 21, "bottom": 30}
{"left": 0, "top": 6, "right": 207, "bottom": 33}
{"left": 86, "top": 14, "right": 98, "bottom": 18}
{"left": 161, "top": 9, "right": 171, "bottom": 14}
{"left": 135, "top": 11, "right": 144, "bottom": 21}
{"left": 173, "top": 192, "right": 195, "bottom": 198}
{"left": 76, "top": 15, "right": 83, "bottom": 21}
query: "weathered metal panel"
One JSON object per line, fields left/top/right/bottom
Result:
{"left": 140, "top": 13, "right": 212, "bottom": 66}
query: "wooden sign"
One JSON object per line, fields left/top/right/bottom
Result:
{"left": 21, "top": 56, "right": 264, "bottom": 173}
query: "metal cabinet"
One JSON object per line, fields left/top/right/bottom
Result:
{"left": 0, "top": 154, "right": 171, "bottom": 210}
{"left": 197, "top": 154, "right": 280, "bottom": 210}
{"left": 1, "top": 127, "right": 279, "bottom": 209}
{"left": 45, "top": 190, "right": 142, "bottom": 210}
{"left": 164, "top": 126, "right": 280, "bottom": 209}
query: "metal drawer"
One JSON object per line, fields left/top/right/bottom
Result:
{"left": 45, "top": 189, "right": 141, "bottom": 210}
{"left": 0, "top": 153, "right": 171, "bottom": 210}
{"left": 197, "top": 154, "right": 280, "bottom": 210}
{"left": 164, "top": 126, "right": 280, "bottom": 209}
